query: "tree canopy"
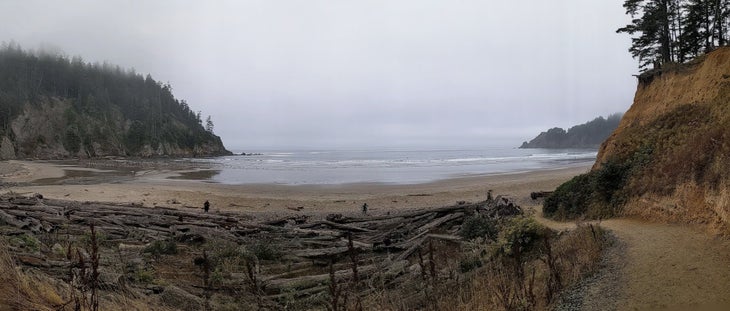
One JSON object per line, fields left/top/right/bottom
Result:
{"left": 617, "top": 0, "right": 729, "bottom": 70}
{"left": 0, "top": 42, "right": 227, "bottom": 157}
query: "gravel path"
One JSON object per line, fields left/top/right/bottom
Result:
{"left": 552, "top": 233, "right": 626, "bottom": 311}
{"left": 535, "top": 209, "right": 730, "bottom": 310}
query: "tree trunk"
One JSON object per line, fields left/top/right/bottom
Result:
{"left": 660, "top": 0, "right": 674, "bottom": 63}
{"left": 716, "top": 0, "right": 726, "bottom": 46}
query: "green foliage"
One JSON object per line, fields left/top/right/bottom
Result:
{"left": 64, "top": 126, "right": 81, "bottom": 154}
{"left": 617, "top": 0, "right": 729, "bottom": 70}
{"left": 144, "top": 239, "right": 178, "bottom": 256}
{"left": 458, "top": 256, "right": 483, "bottom": 273}
{"left": 125, "top": 120, "right": 147, "bottom": 153}
{"left": 9, "top": 234, "right": 41, "bottom": 252}
{"left": 459, "top": 216, "right": 497, "bottom": 240}
{"left": 198, "top": 240, "right": 259, "bottom": 272}
{"left": 133, "top": 269, "right": 155, "bottom": 284}
{"left": 205, "top": 115, "right": 214, "bottom": 133}
{"left": 543, "top": 173, "right": 598, "bottom": 220}
{"left": 0, "top": 43, "right": 227, "bottom": 157}
{"left": 544, "top": 145, "right": 654, "bottom": 220}
{"left": 250, "top": 241, "right": 281, "bottom": 261}
{"left": 80, "top": 230, "right": 109, "bottom": 248}
{"left": 498, "top": 216, "right": 545, "bottom": 257}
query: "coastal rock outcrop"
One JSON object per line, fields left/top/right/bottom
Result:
{"left": 0, "top": 43, "right": 231, "bottom": 160}
{"left": 520, "top": 114, "right": 621, "bottom": 149}
{"left": 0, "top": 46, "right": 231, "bottom": 160}
{"left": 0, "top": 98, "right": 229, "bottom": 159}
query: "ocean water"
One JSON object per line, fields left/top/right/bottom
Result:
{"left": 187, "top": 147, "right": 597, "bottom": 185}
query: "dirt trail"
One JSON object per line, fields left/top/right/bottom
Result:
{"left": 534, "top": 210, "right": 730, "bottom": 310}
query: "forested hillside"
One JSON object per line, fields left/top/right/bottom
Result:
{"left": 0, "top": 43, "right": 230, "bottom": 159}
{"left": 520, "top": 114, "right": 622, "bottom": 149}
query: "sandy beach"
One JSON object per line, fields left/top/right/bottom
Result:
{"left": 1, "top": 160, "right": 590, "bottom": 219}
{"left": 5, "top": 160, "right": 730, "bottom": 310}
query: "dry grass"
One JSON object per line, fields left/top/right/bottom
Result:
{"left": 0, "top": 238, "right": 179, "bottom": 311}
{"left": 363, "top": 219, "right": 609, "bottom": 311}
{"left": 590, "top": 47, "right": 730, "bottom": 232}
{"left": 0, "top": 241, "right": 64, "bottom": 311}
{"left": 433, "top": 222, "right": 608, "bottom": 311}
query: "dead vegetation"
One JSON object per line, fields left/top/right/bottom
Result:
{"left": 0, "top": 193, "right": 608, "bottom": 310}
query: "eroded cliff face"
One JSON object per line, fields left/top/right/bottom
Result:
{"left": 0, "top": 97, "right": 230, "bottom": 159}
{"left": 595, "top": 47, "right": 730, "bottom": 232}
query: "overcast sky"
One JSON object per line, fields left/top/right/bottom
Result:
{"left": 0, "top": 0, "right": 637, "bottom": 150}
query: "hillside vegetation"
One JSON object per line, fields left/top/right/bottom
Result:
{"left": 520, "top": 114, "right": 622, "bottom": 149}
{"left": 544, "top": 47, "right": 730, "bottom": 233}
{"left": 0, "top": 43, "right": 230, "bottom": 159}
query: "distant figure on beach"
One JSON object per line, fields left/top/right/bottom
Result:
{"left": 204, "top": 200, "right": 210, "bottom": 213}
{"left": 362, "top": 203, "right": 368, "bottom": 215}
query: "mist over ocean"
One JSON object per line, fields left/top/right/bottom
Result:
{"left": 190, "top": 146, "right": 597, "bottom": 185}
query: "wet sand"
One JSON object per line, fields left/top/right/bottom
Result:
{"left": 1, "top": 160, "right": 590, "bottom": 219}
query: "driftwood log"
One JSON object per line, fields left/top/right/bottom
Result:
{"left": 0, "top": 194, "right": 522, "bottom": 304}
{"left": 530, "top": 191, "right": 554, "bottom": 200}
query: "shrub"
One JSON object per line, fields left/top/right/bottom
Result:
{"left": 459, "top": 216, "right": 497, "bottom": 240}
{"left": 64, "top": 126, "right": 82, "bottom": 154}
{"left": 543, "top": 173, "right": 597, "bottom": 220}
{"left": 250, "top": 241, "right": 280, "bottom": 261}
{"left": 498, "top": 216, "right": 545, "bottom": 258}
{"left": 543, "top": 146, "right": 652, "bottom": 220}
{"left": 144, "top": 239, "right": 178, "bottom": 256}
{"left": 132, "top": 269, "right": 155, "bottom": 284}
{"left": 9, "top": 234, "right": 41, "bottom": 252}
{"left": 459, "top": 256, "right": 483, "bottom": 273}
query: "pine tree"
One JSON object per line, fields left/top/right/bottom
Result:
{"left": 618, "top": 0, "right": 729, "bottom": 70}
{"left": 681, "top": 0, "right": 713, "bottom": 58}
{"left": 205, "top": 116, "right": 214, "bottom": 133}
{"left": 618, "top": 0, "right": 678, "bottom": 69}
{"left": 712, "top": 0, "right": 730, "bottom": 46}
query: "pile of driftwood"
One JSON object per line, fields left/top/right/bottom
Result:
{"left": 530, "top": 191, "right": 554, "bottom": 200}
{"left": 0, "top": 193, "right": 522, "bottom": 306}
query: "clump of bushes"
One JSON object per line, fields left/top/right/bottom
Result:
{"left": 459, "top": 216, "right": 497, "bottom": 241}
{"left": 250, "top": 241, "right": 281, "bottom": 261}
{"left": 543, "top": 145, "right": 653, "bottom": 220}
{"left": 144, "top": 239, "right": 178, "bottom": 256}
{"left": 9, "top": 234, "right": 41, "bottom": 252}
{"left": 458, "top": 216, "right": 547, "bottom": 278}
{"left": 436, "top": 218, "right": 610, "bottom": 311}
{"left": 497, "top": 216, "right": 545, "bottom": 257}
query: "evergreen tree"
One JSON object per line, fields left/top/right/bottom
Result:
{"left": 618, "top": 0, "right": 729, "bottom": 71}
{"left": 0, "top": 43, "right": 228, "bottom": 157}
{"left": 680, "top": 0, "right": 711, "bottom": 58}
{"left": 205, "top": 116, "right": 214, "bottom": 133}
{"left": 617, "top": 0, "right": 678, "bottom": 69}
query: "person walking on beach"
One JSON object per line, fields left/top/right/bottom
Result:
{"left": 362, "top": 203, "right": 368, "bottom": 215}
{"left": 204, "top": 200, "right": 210, "bottom": 213}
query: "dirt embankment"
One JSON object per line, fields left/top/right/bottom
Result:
{"left": 594, "top": 47, "right": 730, "bottom": 233}
{"left": 597, "top": 48, "right": 730, "bottom": 164}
